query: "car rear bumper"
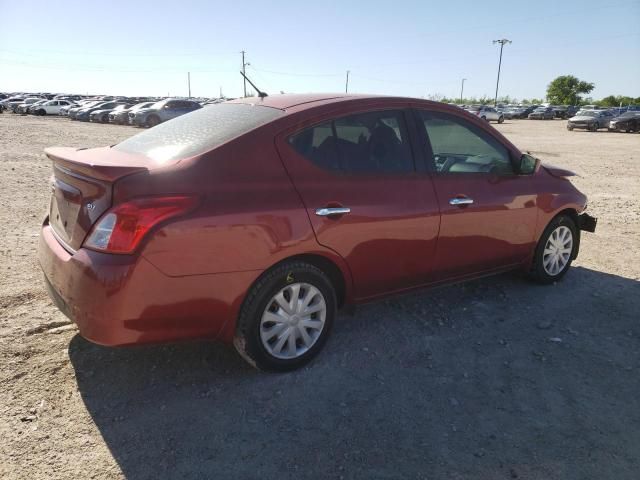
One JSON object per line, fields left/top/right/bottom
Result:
{"left": 38, "top": 221, "right": 256, "bottom": 346}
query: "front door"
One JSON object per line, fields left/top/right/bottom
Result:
{"left": 276, "top": 108, "right": 440, "bottom": 300}
{"left": 415, "top": 109, "right": 538, "bottom": 279}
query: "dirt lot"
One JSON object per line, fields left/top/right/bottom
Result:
{"left": 1, "top": 114, "right": 638, "bottom": 479}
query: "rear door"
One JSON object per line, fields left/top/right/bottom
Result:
{"left": 414, "top": 109, "right": 537, "bottom": 279}
{"left": 276, "top": 107, "right": 440, "bottom": 300}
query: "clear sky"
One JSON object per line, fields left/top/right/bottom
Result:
{"left": 1, "top": 0, "right": 638, "bottom": 100}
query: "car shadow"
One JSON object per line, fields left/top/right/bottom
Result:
{"left": 69, "top": 266, "right": 640, "bottom": 479}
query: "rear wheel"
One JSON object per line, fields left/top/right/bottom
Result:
{"left": 529, "top": 215, "right": 577, "bottom": 284}
{"left": 589, "top": 123, "right": 598, "bottom": 132}
{"left": 234, "top": 261, "right": 337, "bottom": 371}
{"left": 498, "top": 116, "right": 504, "bottom": 124}
{"left": 567, "top": 124, "right": 574, "bottom": 131}
{"left": 101, "top": 114, "right": 109, "bottom": 123}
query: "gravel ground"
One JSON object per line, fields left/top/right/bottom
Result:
{"left": 1, "top": 114, "right": 639, "bottom": 480}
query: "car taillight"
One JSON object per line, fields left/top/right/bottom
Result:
{"left": 83, "top": 195, "right": 199, "bottom": 254}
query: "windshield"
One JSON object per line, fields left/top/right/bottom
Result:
{"left": 576, "top": 110, "right": 597, "bottom": 116}
{"left": 115, "top": 102, "right": 283, "bottom": 163}
{"left": 150, "top": 100, "right": 167, "bottom": 109}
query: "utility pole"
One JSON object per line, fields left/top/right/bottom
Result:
{"left": 345, "top": 70, "right": 350, "bottom": 93}
{"left": 492, "top": 38, "right": 511, "bottom": 107}
{"left": 460, "top": 78, "right": 466, "bottom": 104}
{"left": 187, "top": 72, "right": 191, "bottom": 98}
{"left": 241, "top": 50, "right": 250, "bottom": 97}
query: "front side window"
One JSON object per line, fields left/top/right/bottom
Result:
{"left": 419, "top": 111, "right": 513, "bottom": 175}
{"left": 289, "top": 110, "right": 414, "bottom": 174}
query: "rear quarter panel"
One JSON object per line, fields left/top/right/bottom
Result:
{"left": 114, "top": 124, "right": 354, "bottom": 298}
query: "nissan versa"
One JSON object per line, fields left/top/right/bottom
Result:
{"left": 38, "top": 94, "right": 597, "bottom": 371}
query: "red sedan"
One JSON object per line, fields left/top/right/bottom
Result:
{"left": 38, "top": 94, "right": 597, "bottom": 371}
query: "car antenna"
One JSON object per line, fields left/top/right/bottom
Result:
{"left": 239, "top": 71, "right": 268, "bottom": 99}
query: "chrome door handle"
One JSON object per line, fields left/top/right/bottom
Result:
{"left": 449, "top": 197, "right": 474, "bottom": 206}
{"left": 315, "top": 207, "right": 351, "bottom": 216}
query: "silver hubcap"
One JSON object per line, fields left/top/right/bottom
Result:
{"left": 260, "top": 282, "right": 327, "bottom": 360}
{"left": 543, "top": 226, "right": 573, "bottom": 276}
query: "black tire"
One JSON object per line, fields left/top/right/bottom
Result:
{"left": 101, "top": 114, "right": 109, "bottom": 123}
{"left": 234, "top": 261, "right": 337, "bottom": 372}
{"left": 529, "top": 214, "right": 578, "bottom": 284}
{"left": 567, "top": 124, "right": 574, "bottom": 131}
{"left": 498, "top": 116, "right": 504, "bottom": 124}
{"left": 589, "top": 123, "right": 598, "bottom": 132}
{"left": 481, "top": 115, "right": 487, "bottom": 122}
{"left": 146, "top": 115, "right": 160, "bottom": 128}
{"left": 37, "top": 109, "right": 46, "bottom": 116}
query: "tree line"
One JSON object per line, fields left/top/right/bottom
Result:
{"left": 432, "top": 75, "right": 638, "bottom": 107}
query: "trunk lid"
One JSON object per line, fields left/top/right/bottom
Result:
{"left": 45, "top": 146, "right": 151, "bottom": 251}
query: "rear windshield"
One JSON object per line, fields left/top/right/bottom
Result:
{"left": 114, "top": 103, "right": 283, "bottom": 162}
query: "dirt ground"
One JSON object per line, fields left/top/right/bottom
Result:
{"left": 1, "top": 113, "right": 639, "bottom": 479}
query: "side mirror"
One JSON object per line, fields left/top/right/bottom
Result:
{"left": 518, "top": 154, "right": 538, "bottom": 175}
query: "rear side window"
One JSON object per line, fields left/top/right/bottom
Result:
{"left": 419, "top": 111, "right": 513, "bottom": 175}
{"left": 289, "top": 110, "right": 414, "bottom": 174}
{"left": 114, "top": 103, "right": 283, "bottom": 162}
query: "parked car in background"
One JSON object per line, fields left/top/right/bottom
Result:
{"left": 466, "top": 105, "right": 504, "bottom": 123}
{"left": 38, "top": 94, "right": 597, "bottom": 371}
{"left": 129, "top": 99, "right": 202, "bottom": 127}
{"left": 528, "top": 107, "right": 555, "bottom": 120}
{"left": 608, "top": 111, "right": 640, "bottom": 133}
{"left": 1, "top": 96, "right": 26, "bottom": 111}
{"left": 75, "top": 101, "right": 128, "bottom": 122}
{"left": 11, "top": 97, "right": 43, "bottom": 113}
{"left": 499, "top": 107, "right": 517, "bottom": 120}
{"left": 90, "top": 103, "right": 132, "bottom": 123}
{"left": 32, "top": 100, "right": 75, "bottom": 116}
{"left": 109, "top": 102, "right": 155, "bottom": 124}
{"left": 17, "top": 99, "right": 47, "bottom": 114}
{"left": 68, "top": 101, "right": 101, "bottom": 119}
{"left": 567, "top": 110, "right": 615, "bottom": 131}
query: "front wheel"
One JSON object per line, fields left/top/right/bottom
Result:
{"left": 498, "top": 116, "right": 504, "bottom": 124}
{"left": 234, "top": 261, "right": 337, "bottom": 371}
{"left": 589, "top": 123, "right": 598, "bottom": 132}
{"left": 529, "top": 215, "right": 577, "bottom": 284}
{"left": 146, "top": 115, "right": 161, "bottom": 127}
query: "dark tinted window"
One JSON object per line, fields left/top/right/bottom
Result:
{"left": 289, "top": 110, "right": 414, "bottom": 174}
{"left": 115, "top": 103, "right": 283, "bottom": 163}
{"left": 420, "top": 111, "right": 513, "bottom": 175}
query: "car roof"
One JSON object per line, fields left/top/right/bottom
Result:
{"left": 228, "top": 93, "right": 384, "bottom": 111}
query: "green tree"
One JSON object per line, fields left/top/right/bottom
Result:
{"left": 597, "top": 95, "right": 636, "bottom": 107}
{"left": 546, "top": 75, "right": 595, "bottom": 105}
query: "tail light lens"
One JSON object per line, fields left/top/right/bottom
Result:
{"left": 83, "top": 195, "right": 199, "bottom": 254}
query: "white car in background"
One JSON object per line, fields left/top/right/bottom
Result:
{"left": 32, "top": 100, "right": 75, "bottom": 116}
{"left": 9, "top": 97, "right": 43, "bottom": 113}
{"left": 465, "top": 105, "right": 505, "bottom": 123}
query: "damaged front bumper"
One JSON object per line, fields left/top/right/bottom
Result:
{"left": 578, "top": 213, "right": 597, "bottom": 233}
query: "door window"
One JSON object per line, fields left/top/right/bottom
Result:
{"left": 289, "top": 110, "right": 414, "bottom": 174}
{"left": 419, "top": 111, "right": 513, "bottom": 175}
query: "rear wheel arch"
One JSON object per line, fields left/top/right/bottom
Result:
{"left": 260, "top": 254, "right": 348, "bottom": 308}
